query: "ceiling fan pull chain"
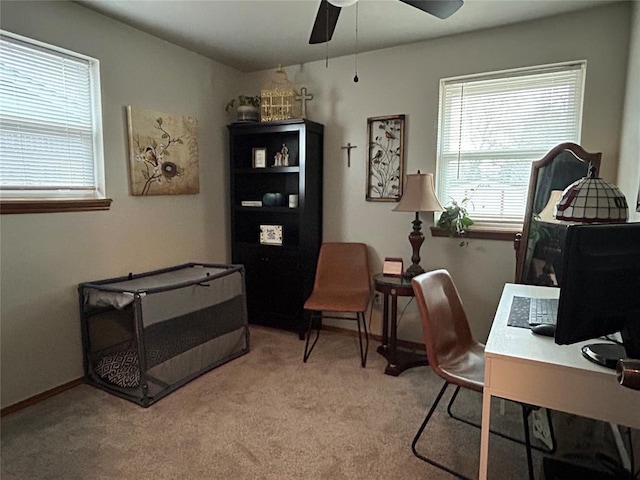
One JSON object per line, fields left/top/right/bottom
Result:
{"left": 325, "top": 0, "right": 330, "bottom": 67}
{"left": 353, "top": 1, "right": 359, "bottom": 82}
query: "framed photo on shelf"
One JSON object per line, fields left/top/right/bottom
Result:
{"left": 382, "top": 257, "right": 404, "bottom": 277}
{"left": 366, "top": 114, "right": 405, "bottom": 202}
{"left": 252, "top": 147, "right": 267, "bottom": 168}
{"left": 259, "top": 224, "right": 283, "bottom": 246}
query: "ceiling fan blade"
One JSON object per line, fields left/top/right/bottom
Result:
{"left": 400, "top": 0, "right": 464, "bottom": 20}
{"left": 309, "top": 0, "right": 342, "bottom": 44}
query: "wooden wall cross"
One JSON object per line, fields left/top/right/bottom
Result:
{"left": 295, "top": 87, "right": 314, "bottom": 118}
{"left": 341, "top": 143, "right": 357, "bottom": 167}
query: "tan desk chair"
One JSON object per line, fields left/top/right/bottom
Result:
{"left": 411, "top": 269, "right": 554, "bottom": 480}
{"left": 302, "top": 242, "right": 371, "bottom": 367}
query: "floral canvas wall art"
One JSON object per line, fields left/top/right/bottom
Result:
{"left": 127, "top": 106, "right": 199, "bottom": 196}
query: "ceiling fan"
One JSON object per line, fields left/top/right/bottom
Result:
{"left": 309, "top": 0, "right": 464, "bottom": 44}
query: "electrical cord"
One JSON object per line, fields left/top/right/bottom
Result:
{"left": 366, "top": 294, "right": 414, "bottom": 335}
{"left": 396, "top": 296, "right": 415, "bottom": 329}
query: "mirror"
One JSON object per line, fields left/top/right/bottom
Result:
{"left": 515, "top": 143, "right": 601, "bottom": 286}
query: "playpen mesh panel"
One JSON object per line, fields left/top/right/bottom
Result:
{"left": 142, "top": 295, "right": 244, "bottom": 368}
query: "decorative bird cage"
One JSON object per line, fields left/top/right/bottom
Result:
{"left": 261, "top": 66, "right": 300, "bottom": 122}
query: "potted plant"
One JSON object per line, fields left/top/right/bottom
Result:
{"left": 436, "top": 196, "right": 474, "bottom": 246}
{"left": 225, "top": 95, "right": 261, "bottom": 122}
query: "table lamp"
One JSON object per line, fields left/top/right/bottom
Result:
{"left": 392, "top": 171, "right": 444, "bottom": 279}
{"left": 555, "top": 166, "right": 628, "bottom": 223}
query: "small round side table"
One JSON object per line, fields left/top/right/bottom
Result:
{"left": 373, "top": 274, "right": 428, "bottom": 376}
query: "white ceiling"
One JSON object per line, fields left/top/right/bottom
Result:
{"left": 76, "top": 0, "right": 620, "bottom": 72}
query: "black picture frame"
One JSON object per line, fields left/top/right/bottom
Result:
{"left": 366, "top": 114, "right": 405, "bottom": 202}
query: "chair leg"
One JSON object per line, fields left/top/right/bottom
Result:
{"left": 303, "top": 311, "right": 321, "bottom": 363}
{"left": 356, "top": 311, "right": 369, "bottom": 368}
{"left": 412, "top": 381, "right": 472, "bottom": 480}
{"left": 446, "top": 388, "right": 555, "bottom": 455}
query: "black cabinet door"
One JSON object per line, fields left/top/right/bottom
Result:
{"left": 235, "top": 245, "right": 304, "bottom": 332}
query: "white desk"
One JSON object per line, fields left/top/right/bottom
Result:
{"left": 479, "top": 283, "right": 640, "bottom": 479}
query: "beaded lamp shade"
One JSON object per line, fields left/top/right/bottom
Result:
{"left": 556, "top": 167, "right": 628, "bottom": 223}
{"left": 260, "top": 66, "right": 300, "bottom": 122}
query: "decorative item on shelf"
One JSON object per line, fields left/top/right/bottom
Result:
{"left": 241, "top": 200, "right": 262, "bottom": 207}
{"left": 288, "top": 194, "right": 298, "bottom": 208}
{"left": 273, "top": 143, "right": 290, "bottom": 167}
{"left": 366, "top": 114, "right": 405, "bottom": 201}
{"left": 294, "top": 87, "right": 314, "bottom": 118}
{"left": 252, "top": 147, "right": 267, "bottom": 168}
{"left": 260, "top": 225, "right": 283, "bottom": 246}
{"left": 556, "top": 166, "right": 629, "bottom": 223}
{"left": 225, "top": 95, "right": 261, "bottom": 123}
{"left": 392, "top": 172, "right": 444, "bottom": 279}
{"left": 262, "top": 192, "right": 286, "bottom": 207}
{"left": 436, "top": 194, "right": 474, "bottom": 247}
{"left": 382, "top": 257, "right": 404, "bottom": 278}
{"left": 261, "top": 66, "right": 300, "bottom": 122}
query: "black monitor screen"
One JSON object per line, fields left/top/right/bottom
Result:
{"left": 554, "top": 222, "right": 640, "bottom": 362}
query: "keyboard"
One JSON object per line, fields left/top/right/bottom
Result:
{"left": 528, "top": 297, "right": 559, "bottom": 326}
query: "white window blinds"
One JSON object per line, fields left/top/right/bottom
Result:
{"left": 0, "top": 32, "right": 104, "bottom": 198}
{"left": 436, "top": 62, "right": 585, "bottom": 228}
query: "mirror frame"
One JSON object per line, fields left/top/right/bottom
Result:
{"left": 515, "top": 143, "right": 601, "bottom": 284}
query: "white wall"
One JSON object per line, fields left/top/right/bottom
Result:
{"left": 0, "top": 1, "right": 239, "bottom": 408}
{"left": 618, "top": 2, "right": 640, "bottom": 222}
{"left": 242, "top": 2, "right": 632, "bottom": 345}
{"left": 0, "top": 1, "right": 633, "bottom": 409}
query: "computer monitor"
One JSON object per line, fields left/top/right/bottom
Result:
{"left": 554, "top": 222, "right": 640, "bottom": 368}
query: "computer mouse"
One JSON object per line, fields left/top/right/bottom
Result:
{"left": 530, "top": 324, "right": 556, "bottom": 337}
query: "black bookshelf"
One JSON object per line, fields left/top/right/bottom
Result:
{"left": 228, "top": 119, "right": 323, "bottom": 337}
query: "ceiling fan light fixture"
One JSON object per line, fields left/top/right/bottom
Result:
{"left": 328, "top": 0, "right": 357, "bottom": 7}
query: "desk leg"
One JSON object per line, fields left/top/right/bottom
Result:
{"left": 479, "top": 364, "right": 492, "bottom": 480}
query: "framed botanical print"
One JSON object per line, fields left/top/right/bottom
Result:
{"left": 252, "top": 147, "right": 267, "bottom": 168}
{"left": 259, "top": 224, "right": 283, "bottom": 246}
{"left": 366, "top": 114, "right": 405, "bottom": 202}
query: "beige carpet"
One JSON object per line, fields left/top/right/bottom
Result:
{"left": 0, "top": 326, "right": 626, "bottom": 480}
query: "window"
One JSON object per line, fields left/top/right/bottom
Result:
{"left": 436, "top": 61, "right": 586, "bottom": 230}
{"left": 0, "top": 31, "right": 110, "bottom": 213}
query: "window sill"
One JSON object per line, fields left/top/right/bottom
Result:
{"left": 1, "top": 198, "right": 112, "bottom": 214}
{"left": 430, "top": 226, "right": 519, "bottom": 242}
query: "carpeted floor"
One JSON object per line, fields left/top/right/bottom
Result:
{"left": 0, "top": 326, "right": 627, "bottom": 480}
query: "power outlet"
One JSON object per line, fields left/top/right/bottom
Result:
{"left": 532, "top": 408, "right": 554, "bottom": 451}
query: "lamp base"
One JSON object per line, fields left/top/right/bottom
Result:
{"left": 404, "top": 214, "right": 425, "bottom": 279}
{"left": 403, "top": 263, "right": 425, "bottom": 279}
